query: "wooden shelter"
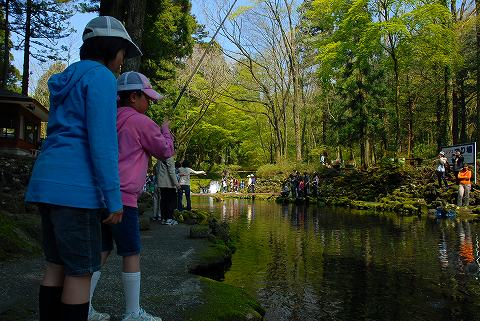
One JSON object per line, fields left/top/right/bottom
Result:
{"left": 0, "top": 89, "right": 48, "bottom": 156}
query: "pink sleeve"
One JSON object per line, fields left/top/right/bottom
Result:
{"left": 138, "top": 116, "right": 174, "bottom": 160}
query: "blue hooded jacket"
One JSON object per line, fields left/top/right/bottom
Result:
{"left": 25, "top": 60, "right": 122, "bottom": 213}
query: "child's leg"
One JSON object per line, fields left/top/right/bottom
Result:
{"left": 40, "top": 263, "right": 64, "bottom": 321}
{"left": 39, "top": 206, "right": 65, "bottom": 321}
{"left": 60, "top": 272, "right": 92, "bottom": 321}
{"left": 45, "top": 205, "right": 102, "bottom": 321}
{"left": 87, "top": 212, "right": 114, "bottom": 318}
{"left": 42, "top": 262, "right": 65, "bottom": 286}
{"left": 122, "top": 255, "right": 141, "bottom": 314}
{"left": 88, "top": 271, "right": 101, "bottom": 310}
{"left": 110, "top": 206, "right": 144, "bottom": 316}
{"left": 63, "top": 275, "right": 91, "bottom": 304}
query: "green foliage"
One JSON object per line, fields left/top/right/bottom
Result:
{"left": 141, "top": 0, "right": 197, "bottom": 95}
{"left": 0, "top": 211, "right": 41, "bottom": 261}
{"left": 33, "top": 61, "right": 66, "bottom": 108}
{"left": 256, "top": 161, "right": 317, "bottom": 180}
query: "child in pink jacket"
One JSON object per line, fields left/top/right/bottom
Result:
{"left": 89, "top": 72, "right": 173, "bottom": 321}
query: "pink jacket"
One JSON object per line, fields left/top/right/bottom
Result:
{"left": 117, "top": 107, "right": 174, "bottom": 207}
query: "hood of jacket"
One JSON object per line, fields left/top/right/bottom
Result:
{"left": 48, "top": 60, "right": 106, "bottom": 106}
{"left": 117, "top": 107, "right": 140, "bottom": 130}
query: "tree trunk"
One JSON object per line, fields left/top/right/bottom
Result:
{"left": 393, "top": 59, "right": 400, "bottom": 152}
{"left": 444, "top": 66, "right": 452, "bottom": 144}
{"left": 100, "top": 0, "right": 125, "bottom": 20}
{"left": 123, "top": 0, "right": 147, "bottom": 72}
{"left": 322, "top": 104, "right": 328, "bottom": 144}
{"left": 271, "top": 0, "right": 302, "bottom": 161}
{"left": 291, "top": 47, "right": 302, "bottom": 161}
{"left": 459, "top": 72, "right": 467, "bottom": 142}
{"left": 452, "top": 76, "right": 459, "bottom": 144}
{"left": 436, "top": 96, "right": 443, "bottom": 150}
{"left": 2, "top": 0, "right": 9, "bottom": 88}
{"left": 406, "top": 94, "right": 414, "bottom": 159}
{"left": 21, "top": 0, "right": 32, "bottom": 95}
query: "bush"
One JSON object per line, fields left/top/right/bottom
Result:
{"left": 190, "top": 178, "right": 212, "bottom": 193}
{"left": 256, "top": 161, "right": 317, "bottom": 180}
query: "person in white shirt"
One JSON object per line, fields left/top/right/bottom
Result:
{"left": 435, "top": 151, "right": 449, "bottom": 188}
{"left": 178, "top": 160, "right": 206, "bottom": 211}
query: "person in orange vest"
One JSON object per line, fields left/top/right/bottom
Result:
{"left": 457, "top": 163, "right": 472, "bottom": 207}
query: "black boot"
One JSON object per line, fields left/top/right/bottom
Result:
{"left": 39, "top": 285, "right": 63, "bottom": 321}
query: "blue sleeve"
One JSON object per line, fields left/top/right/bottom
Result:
{"left": 85, "top": 68, "right": 123, "bottom": 213}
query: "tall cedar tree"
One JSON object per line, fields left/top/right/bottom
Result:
{"left": 9, "top": 0, "right": 73, "bottom": 94}
{"left": 0, "top": 0, "right": 20, "bottom": 90}
{"left": 141, "top": 0, "right": 196, "bottom": 95}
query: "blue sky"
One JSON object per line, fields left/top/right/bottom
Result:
{"left": 12, "top": 0, "right": 251, "bottom": 93}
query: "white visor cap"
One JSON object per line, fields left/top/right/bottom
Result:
{"left": 117, "top": 71, "right": 162, "bottom": 101}
{"left": 82, "top": 16, "right": 142, "bottom": 59}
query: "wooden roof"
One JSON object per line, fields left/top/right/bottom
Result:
{"left": 0, "top": 89, "right": 48, "bottom": 121}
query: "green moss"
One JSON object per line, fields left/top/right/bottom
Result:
{"left": 175, "top": 209, "right": 211, "bottom": 225}
{"left": 0, "top": 211, "right": 41, "bottom": 261}
{"left": 190, "top": 225, "right": 211, "bottom": 239}
{"left": 196, "top": 241, "right": 232, "bottom": 267}
{"left": 184, "top": 277, "right": 265, "bottom": 321}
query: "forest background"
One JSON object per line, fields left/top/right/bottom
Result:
{"left": 1, "top": 0, "right": 480, "bottom": 176}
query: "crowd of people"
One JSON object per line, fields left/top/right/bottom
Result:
{"left": 435, "top": 149, "right": 473, "bottom": 207}
{"left": 220, "top": 173, "right": 256, "bottom": 193}
{"left": 281, "top": 171, "right": 320, "bottom": 199}
{"left": 146, "top": 160, "right": 206, "bottom": 226}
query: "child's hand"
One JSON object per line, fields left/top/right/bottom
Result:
{"left": 103, "top": 211, "right": 123, "bottom": 225}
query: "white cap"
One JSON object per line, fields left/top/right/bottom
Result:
{"left": 117, "top": 71, "right": 162, "bottom": 101}
{"left": 82, "top": 16, "right": 142, "bottom": 59}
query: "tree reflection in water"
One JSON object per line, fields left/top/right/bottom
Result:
{"left": 192, "top": 197, "right": 480, "bottom": 321}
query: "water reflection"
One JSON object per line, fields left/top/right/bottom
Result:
{"left": 438, "top": 229, "right": 449, "bottom": 268}
{"left": 192, "top": 197, "right": 480, "bottom": 320}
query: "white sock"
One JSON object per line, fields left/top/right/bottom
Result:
{"left": 122, "top": 272, "right": 141, "bottom": 315}
{"left": 89, "top": 271, "right": 101, "bottom": 313}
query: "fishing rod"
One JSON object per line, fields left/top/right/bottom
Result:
{"left": 172, "top": 0, "right": 239, "bottom": 110}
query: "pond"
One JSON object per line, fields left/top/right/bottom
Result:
{"left": 192, "top": 196, "right": 480, "bottom": 321}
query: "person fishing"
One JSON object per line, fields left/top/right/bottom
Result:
{"left": 451, "top": 149, "right": 465, "bottom": 183}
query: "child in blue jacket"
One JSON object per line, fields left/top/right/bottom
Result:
{"left": 25, "top": 16, "right": 141, "bottom": 321}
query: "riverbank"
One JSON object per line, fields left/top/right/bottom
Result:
{"left": 250, "top": 162, "right": 480, "bottom": 217}
{"left": 193, "top": 163, "right": 480, "bottom": 218}
{"left": 0, "top": 221, "right": 264, "bottom": 321}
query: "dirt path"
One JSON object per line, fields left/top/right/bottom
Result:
{"left": 0, "top": 222, "right": 210, "bottom": 321}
